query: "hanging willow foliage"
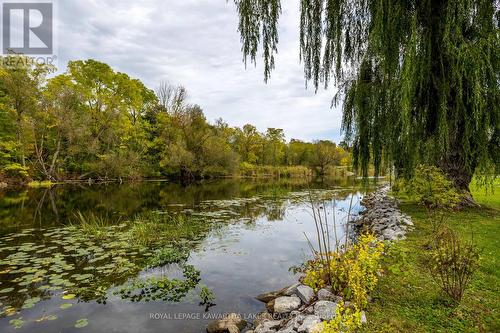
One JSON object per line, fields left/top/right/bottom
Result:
{"left": 234, "top": 0, "right": 499, "bottom": 192}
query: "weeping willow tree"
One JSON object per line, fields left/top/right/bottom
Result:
{"left": 233, "top": 0, "right": 499, "bottom": 203}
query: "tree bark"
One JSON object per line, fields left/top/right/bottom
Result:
{"left": 440, "top": 147, "right": 479, "bottom": 208}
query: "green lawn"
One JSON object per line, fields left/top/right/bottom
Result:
{"left": 362, "top": 182, "right": 499, "bottom": 332}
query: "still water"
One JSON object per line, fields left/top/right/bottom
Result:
{"left": 0, "top": 178, "right": 368, "bottom": 332}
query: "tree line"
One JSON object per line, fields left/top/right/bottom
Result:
{"left": 0, "top": 57, "right": 350, "bottom": 184}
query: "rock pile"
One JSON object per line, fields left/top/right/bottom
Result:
{"left": 353, "top": 185, "right": 413, "bottom": 241}
{"left": 207, "top": 283, "right": 365, "bottom": 333}
{"left": 250, "top": 284, "right": 363, "bottom": 333}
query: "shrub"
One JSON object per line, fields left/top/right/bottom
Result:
{"left": 428, "top": 226, "right": 480, "bottom": 303}
{"left": 313, "top": 302, "right": 362, "bottom": 333}
{"left": 2, "top": 163, "right": 30, "bottom": 181}
{"left": 395, "top": 164, "right": 460, "bottom": 212}
{"left": 303, "top": 233, "right": 384, "bottom": 309}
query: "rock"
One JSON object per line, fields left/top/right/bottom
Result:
{"left": 317, "top": 288, "right": 341, "bottom": 302}
{"left": 284, "top": 313, "right": 304, "bottom": 330}
{"left": 254, "top": 312, "right": 273, "bottom": 328}
{"left": 273, "top": 296, "right": 301, "bottom": 314}
{"left": 277, "top": 327, "right": 295, "bottom": 333}
{"left": 254, "top": 320, "right": 282, "bottom": 333}
{"left": 361, "top": 311, "right": 367, "bottom": 324}
{"left": 303, "top": 305, "right": 314, "bottom": 314}
{"left": 254, "top": 327, "right": 275, "bottom": 333}
{"left": 257, "top": 283, "right": 301, "bottom": 303}
{"left": 256, "top": 289, "right": 283, "bottom": 303}
{"left": 353, "top": 185, "right": 413, "bottom": 241}
{"left": 207, "top": 313, "right": 247, "bottom": 333}
{"left": 266, "top": 299, "right": 275, "bottom": 312}
{"left": 314, "top": 300, "right": 337, "bottom": 321}
{"left": 283, "top": 283, "right": 301, "bottom": 296}
{"left": 297, "top": 315, "right": 321, "bottom": 333}
{"left": 296, "top": 285, "right": 315, "bottom": 304}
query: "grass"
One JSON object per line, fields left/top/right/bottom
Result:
{"left": 362, "top": 181, "right": 499, "bottom": 333}
{"left": 126, "top": 212, "right": 212, "bottom": 247}
{"left": 71, "top": 211, "right": 114, "bottom": 240}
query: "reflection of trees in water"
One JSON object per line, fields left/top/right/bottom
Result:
{"left": 0, "top": 177, "right": 367, "bottom": 235}
{"left": 0, "top": 177, "right": 369, "bottom": 317}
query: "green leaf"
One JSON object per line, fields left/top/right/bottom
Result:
{"left": 9, "top": 318, "right": 24, "bottom": 329}
{"left": 75, "top": 318, "right": 88, "bottom": 328}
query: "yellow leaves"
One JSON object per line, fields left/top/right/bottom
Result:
{"left": 318, "top": 301, "right": 363, "bottom": 333}
{"left": 4, "top": 306, "right": 17, "bottom": 316}
{"left": 303, "top": 233, "right": 384, "bottom": 310}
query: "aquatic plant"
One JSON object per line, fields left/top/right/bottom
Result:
{"left": 116, "top": 265, "right": 201, "bottom": 302}
{"left": 126, "top": 212, "right": 209, "bottom": 247}
{"left": 71, "top": 211, "right": 116, "bottom": 240}
{"left": 146, "top": 247, "right": 189, "bottom": 268}
{"left": 199, "top": 285, "right": 216, "bottom": 311}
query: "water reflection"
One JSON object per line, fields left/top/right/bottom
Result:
{"left": 0, "top": 178, "right": 368, "bottom": 333}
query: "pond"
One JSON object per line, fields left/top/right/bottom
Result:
{"left": 0, "top": 178, "right": 369, "bottom": 332}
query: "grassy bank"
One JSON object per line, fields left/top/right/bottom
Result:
{"left": 362, "top": 182, "right": 499, "bottom": 332}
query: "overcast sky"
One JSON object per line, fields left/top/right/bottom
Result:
{"left": 55, "top": 0, "right": 343, "bottom": 142}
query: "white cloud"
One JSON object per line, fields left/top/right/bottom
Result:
{"left": 55, "top": 0, "right": 343, "bottom": 142}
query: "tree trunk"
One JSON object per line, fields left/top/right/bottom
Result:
{"left": 440, "top": 147, "right": 479, "bottom": 208}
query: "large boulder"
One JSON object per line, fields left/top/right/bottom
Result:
{"left": 207, "top": 313, "right": 247, "bottom": 333}
{"left": 313, "top": 301, "right": 337, "bottom": 321}
{"left": 296, "top": 285, "right": 315, "bottom": 304}
{"left": 273, "top": 296, "right": 302, "bottom": 314}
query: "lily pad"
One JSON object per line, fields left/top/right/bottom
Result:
{"left": 62, "top": 293, "right": 76, "bottom": 300}
{"left": 75, "top": 318, "right": 88, "bottom": 328}
{"left": 0, "top": 287, "right": 14, "bottom": 293}
{"left": 9, "top": 318, "right": 24, "bottom": 329}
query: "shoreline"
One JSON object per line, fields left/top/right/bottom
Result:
{"left": 207, "top": 185, "right": 412, "bottom": 333}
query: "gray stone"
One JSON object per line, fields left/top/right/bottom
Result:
{"left": 296, "top": 285, "right": 315, "bottom": 304}
{"left": 254, "top": 320, "right": 282, "bottom": 333}
{"left": 317, "top": 288, "right": 339, "bottom": 302}
{"left": 285, "top": 313, "right": 305, "bottom": 330}
{"left": 274, "top": 296, "right": 301, "bottom": 314}
{"left": 297, "top": 315, "right": 321, "bottom": 333}
{"left": 254, "top": 326, "right": 275, "bottom": 333}
{"left": 283, "top": 283, "right": 301, "bottom": 296}
{"left": 207, "top": 313, "right": 247, "bottom": 333}
{"left": 254, "top": 312, "right": 273, "bottom": 328}
{"left": 303, "top": 305, "right": 314, "bottom": 314}
{"left": 361, "top": 311, "right": 367, "bottom": 324}
{"left": 277, "top": 327, "right": 295, "bottom": 333}
{"left": 314, "top": 300, "right": 337, "bottom": 321}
